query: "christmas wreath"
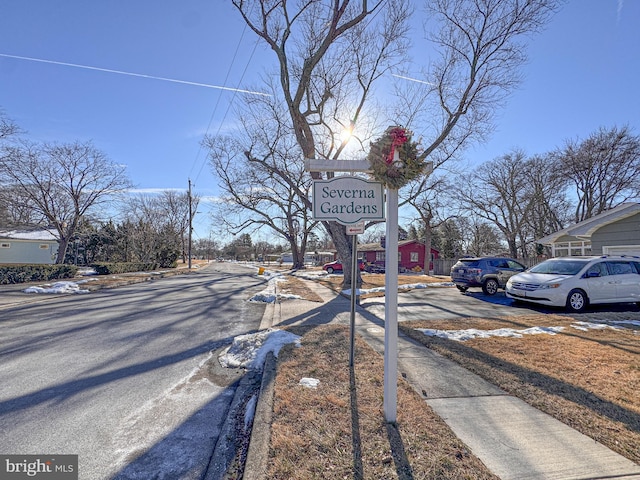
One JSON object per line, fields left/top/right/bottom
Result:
{"left": 367, "top": 126, "right": 426, "bottom": 189}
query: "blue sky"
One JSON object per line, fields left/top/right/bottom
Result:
{"left": 1, "top": 1, "right": 638, "bottom": 241}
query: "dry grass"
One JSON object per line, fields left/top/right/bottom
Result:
{"left": 399, "top": 315, "right": 640, "bottom": 464}
{"left": 268, "top": 324, "right": 499, "bottom": 479}
{"left": 268, "top": 276, "right": 640, "bottom": 476}
{"left": 316, "top": 272, "right": 449, "bottom": 299}
{"left": 73, "top": 260, "right": 207, "bottom": 291}
{"left": 278, "top": 275, "right": 324, "bottom": 302}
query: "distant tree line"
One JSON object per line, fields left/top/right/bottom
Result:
{"left": 0, "top": 110, "right": 201, "bottom": 266}
{"left": 404, "top": 125, "right": 640, "bottom": 259}
{"left": 3, "top": 108, "right": 639, "bottom": 266}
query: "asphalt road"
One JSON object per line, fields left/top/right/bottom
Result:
{"left": 0, "top": 262, "right": 266, "bottom": 480}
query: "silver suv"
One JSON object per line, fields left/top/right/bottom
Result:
{"left": 451, "top": 256, "right": 526, "bottom": 295}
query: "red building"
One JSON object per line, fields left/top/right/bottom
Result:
{"left": 358, "top": 240, "right": 439, "bottom": 273}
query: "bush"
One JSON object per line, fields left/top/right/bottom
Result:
{"left": 0, "top": 264, "right": 79, "bottom": 284}
{"left": 90, "top": 262, "right": 161, "bottom": 275}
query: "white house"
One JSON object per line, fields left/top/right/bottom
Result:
{"left": 0, "top": 229, "right": 59, "bottom": 264}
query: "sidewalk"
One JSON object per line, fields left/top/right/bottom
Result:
{"left": 258, "top": 278, "right": 640, "bottom": 480}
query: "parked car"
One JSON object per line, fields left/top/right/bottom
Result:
{"left": 506, "top": 255, "right": 640, "bottom": 312}
{"left": 450, "top": 256, "right": 526, "bottom": 295}
{"left": 322, "top": 259, "right": 365, "bottom": 274}
{"left": 365, "top": 262, "right": 385, "bottom": 274}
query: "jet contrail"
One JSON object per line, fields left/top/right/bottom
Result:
{"left": 0, "top": 53, "right": 270, "bottom": 96}
{"left": 392, "top": 73, "right": 436, "bottom": 87}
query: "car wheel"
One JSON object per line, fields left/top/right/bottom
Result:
{"left": 326, "top": 267, "right": 334, "bottom": 274}
{"left": 566, "top": 289, "right": 588, "bottom": 312}
{"left": 456, "top": 285, "right": 468, "bottom": 293}
{"left": 482, "top": 278, "right": 499, "bottom": 295}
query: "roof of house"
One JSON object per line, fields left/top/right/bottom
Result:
{"left": 0, "top": 228, "right": 58, "bottom": 241}
{"left": 536, "top": 202, "right": 640, "bottom": 245}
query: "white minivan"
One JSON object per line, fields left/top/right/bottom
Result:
{"left": 505, "top": 256, "right": 640, "bottom": 312}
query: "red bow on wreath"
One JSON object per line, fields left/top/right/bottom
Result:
{"left": 386, "top": 127, "right": 409, "bottom": 164}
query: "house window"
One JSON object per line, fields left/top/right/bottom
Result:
{"left": 39, "top": 244, "right": 49, "bottom": 249}
{"left": 376, "top": 251, "right": 385, "bottom": 262}
{"left": 0, "top": 243, "right": 10, "bottom": 248}
{"left": 410, "top": 252, "right": 418, "bottom": 262}
{"left": 552, "top": 241, "right": 591, "bottom": 257}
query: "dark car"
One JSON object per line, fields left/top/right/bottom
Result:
{"left": 322, "top": 259, "right": 366, "bottom": 274}
{"left": 450, "top": 256, "right": 526, "bottom": 295}
{"left": 365, "top": 262, "right": 385, "bottom": 273}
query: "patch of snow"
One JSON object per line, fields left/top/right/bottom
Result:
{"left": 294, "top": 270, "right": 328, "bottom": 279}
{"left": 0, "top": 229, "right": 58, "bottom": 240}
{"left": 219, "top": 329, "right": 301, "bottom": 371}
{"left": 249, "top": 272, "right": 302, "bottom": 303}
{"left": 570, "top": 321, "right": 623, "bottom": 332}
{"left": 417, "top": 326, "right": 565, "bottom": 341}
{"left": 77, "top": 267, "right": 98, "bottom": 276}
{"left": 244, "top": 394, "right": 258, "bottom": 429}
{"left": 343, "top": 282, "right": 455, "bottom": 295}
{"left": 417, "top": 319, "right": 638, "bottom": 341}
{"left": 299, "top": 377, "right": 320, "bottom": 389}
{"left": 23, "top": 281, "right": 89, "bottom": 294}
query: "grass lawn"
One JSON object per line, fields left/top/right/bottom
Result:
{"left": 265, "top": 272, "right": 640, "bottom": 478}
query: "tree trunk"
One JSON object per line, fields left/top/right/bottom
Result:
{"left": 325, "top": 220, "right": 361, "bottom": 289}
{"left": 56, "top": 236, "right": 69, "bottom": 264}
{"left": 423, "top": 215, "right": 433, "bottom": 274}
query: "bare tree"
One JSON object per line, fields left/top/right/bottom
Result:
{"left": 395, "top": 0, "right": 559, "bottom": 259}
{"left": 227, "top": 0, "right": 412, "bottom": 285}
{"left": 0, "top": 140, "right": 132, "bottom": 263}
{"left": 404, "top": 174, "right": 455, "bottom": 272}
{"left": 226, "top": 0, "right": 558, "bottom": 286}
{"left": 554, "top": 125, "right": 640, "bottom": 223}
{"left": 118, "top": 191, "right": 195, "bottom": 266}
{"left": 158, "top": 190, "right": 199, "bottom": 263}
{"left": 522, "top": 153, "right": 572, "bottom": 251}
{"left": 204, "top": 129, "right": 318, "bottom": 269}
{"left": 455, "top": 150, "right": 535, "bottom": 257}
{"left": 0, "top": 109, "right": 19, "bottom": 141}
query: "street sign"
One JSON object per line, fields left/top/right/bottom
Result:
{"left": 312, "top": 177, "right": 384, "bottom": 225}
{"left": 346, "top": 221, "right": 365, "bottom": 235}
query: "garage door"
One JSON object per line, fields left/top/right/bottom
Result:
{"left": 603, "top": 245, "right": 640, "bottom": 256}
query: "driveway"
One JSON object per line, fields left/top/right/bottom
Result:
{"left": 359, "top": 285, "right": 640, "bottom": 322}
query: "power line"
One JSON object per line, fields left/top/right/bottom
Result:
{"left": 189, "top": 7, "right": 262, "bottom": 185}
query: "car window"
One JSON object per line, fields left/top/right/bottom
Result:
{"left": 507, "top": 260, "right": 524, "bottom": 270}
{"left": 495, "top": 259, "right": 510, "bottom": 268}
{"left": 529, "top": 259, "right": 589, "bottom": 275}
{"left": 459, "top": 260, "right": 480, "bottom": 267}
{"left": 586, "top": 262, "right": 608, "bottom": 277}
{"left": 633, "top": 262, "right": 640, "bottom": 274}
{"left": 606, "top": 261, "right": 634, "bottom": 275}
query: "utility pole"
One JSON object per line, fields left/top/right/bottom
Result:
{"left": 188, "top": 179, "right": 193, "bottom": 269}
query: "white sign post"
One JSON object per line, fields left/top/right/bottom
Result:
{"left": 307, "top": 154, "right": 430, "bottom": 425}
{"left": 383, "top": 186, "right": 399, "bottom": 423}
{"left": 311, "top": 175, "right": 384, "bottom": 369}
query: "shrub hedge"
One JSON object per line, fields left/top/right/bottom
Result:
{"left": 90, "top": 262, "right": 164, "bottom": 275}
{"left": 0, "top": 262, "right": 173, "bottom": 284}
{"left": 0, "top": 264, "right": 79, "bottom": 284}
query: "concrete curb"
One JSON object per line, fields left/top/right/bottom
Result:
{"left": 203, "top": 369, "right": 262, "bottom": 480}
{"left": 242, "top": 352, "right": 277, "bottom": 480}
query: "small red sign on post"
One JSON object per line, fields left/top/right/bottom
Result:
{"left": 346, "top": 221, "right": 365, "bottom": 235}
